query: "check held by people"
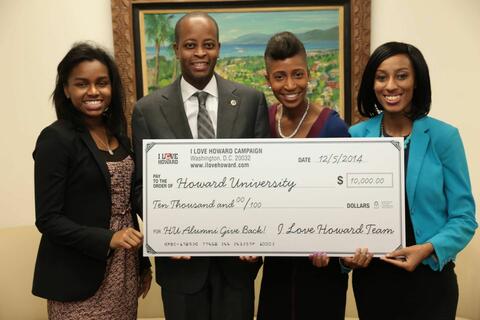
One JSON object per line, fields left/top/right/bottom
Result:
{"left": 143, "top": 138, "right": 405, "bottom": 257}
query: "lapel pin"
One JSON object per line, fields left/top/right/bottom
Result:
{"left": 230, "top": 99, "right": 237, "bottom": 106}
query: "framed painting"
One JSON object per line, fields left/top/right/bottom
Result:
{"left": 111, "top": 0, "right": 370, "bottom": 125}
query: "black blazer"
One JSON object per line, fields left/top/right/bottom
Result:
{"left": 132, "top": 74, "right": 270, "bottom": 294}
{"left": 32, "top": 120, "right": 149, "bottom": 301}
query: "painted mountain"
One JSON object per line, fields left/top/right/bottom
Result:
{"left": 223, "top": 26, "right": 339, "bottom": 45}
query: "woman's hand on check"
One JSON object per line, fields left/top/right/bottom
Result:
{"left": 239, "top": 256, "right": 260, "bottom": 262}
{"left": 170, "top": 256, "right": 191, "bottom": 260}
{"left": 381, "top": 243, "right": 434, "bottom": 272}
{"left": 341, "top": 248, "right": 373, "bottom": 269}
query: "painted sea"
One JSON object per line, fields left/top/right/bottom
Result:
{"left": 145, "top": 40, "right": 339, "bottom": 60}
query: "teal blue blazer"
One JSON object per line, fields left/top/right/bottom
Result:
{"left": 349, "top": 114, "right": 477, "bottom": 271}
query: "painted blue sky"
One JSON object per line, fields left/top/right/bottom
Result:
{"left": 145, "top": 9, "right": 339, "bottom": 45}
{"left": 212, "top": 10, "right": 339, "bottom": 42}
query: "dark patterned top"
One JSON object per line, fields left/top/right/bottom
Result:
{"left": 48, "top": 149, "right": 140, "bottom": 320}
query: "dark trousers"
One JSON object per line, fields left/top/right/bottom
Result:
{"left": 257, "top": 257, "right": 348, "bottom": 320}
{"left": 353, "top": 259, "right": 458, "bottom": 320}
{"left": 161, "top": 261, "right": 255, "bottom": 320}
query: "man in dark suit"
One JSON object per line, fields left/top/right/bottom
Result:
{"left": 132, "top": 12, "right": 269, "bottom": 320}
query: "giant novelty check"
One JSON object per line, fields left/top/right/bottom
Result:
{"left": 143, "top": 138, "right": 405, "bottom": 257}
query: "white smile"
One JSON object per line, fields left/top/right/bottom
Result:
{"left": 193, "top": 62, "right": 208, "bottom": 67}
{"left": 83, "top": 100, "right": 103, "bottom": 109}
{"left": 283, "top": 93, "right": 301, "bottom": 101}
{"left": 384, "top": 95, "right": 401, "bottom": 103}
{"left": 84, "top": 100, "right": 102, "bottom": 105}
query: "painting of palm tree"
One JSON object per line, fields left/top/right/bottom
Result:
{"left": 139, "top": 8, "right": 344, "bottom": 116}
{"left": 144, "top": 14, "right": 175, "bottom": 85}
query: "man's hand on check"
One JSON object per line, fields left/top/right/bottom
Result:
{"left": 239, "top": 256, "right": 259, "bottom": 262}
{"left": 309, "top": 252, "right": 330, "bottom": 268}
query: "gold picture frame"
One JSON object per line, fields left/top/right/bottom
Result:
{"left": 111, "top": 0, "right": 370, "bottom": 125}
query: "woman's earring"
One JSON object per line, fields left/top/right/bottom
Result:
{"left": 102, "top": 106, "right": 110, "bottom": 117}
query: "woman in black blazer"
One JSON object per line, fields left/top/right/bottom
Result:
{"left": 32, "top": 43, "right": 151, "bottom": 320}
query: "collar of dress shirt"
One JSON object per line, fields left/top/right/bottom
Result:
{"left": 180, "top": 75, "right": 218, "bottom": 103}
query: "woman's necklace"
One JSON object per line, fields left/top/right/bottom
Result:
{"left": 90, "top": 129, "right": 114, "bottom": 155}
{"left": 380, "top": 119, "right": 412, "bottom": 149}
{"left": 277, "top": 101, "right": 310, "bottom": 139}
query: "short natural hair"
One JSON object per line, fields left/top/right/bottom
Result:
{"left": 357, "top": 41, "right": 431, "bottom": 119}
{"left": 264, "top": 31, "right": 307, "bottom": 69}
{"left": 52, "top": 42, "right": 126, "bottom": 135}
{"left": 174, "top": 12, "right": 219, "bottom": 42}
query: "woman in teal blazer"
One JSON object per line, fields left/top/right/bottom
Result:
{"left": 349, "top": 42, "right": 476, "bottom": 319}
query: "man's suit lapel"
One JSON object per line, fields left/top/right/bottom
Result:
{"left": 216, "top": 74, "right": 240, "bottom": 138}
{"left": 406, "top": 117, "right": 430, "bottom": 207}
{"left": 159, "top": 78, "right": 193, "bottom": 139}
{"left": 162, "top": 74, "right": 241, "bottom": 139}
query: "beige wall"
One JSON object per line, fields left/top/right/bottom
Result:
{"left": 0, "top": 0, "right": 478, "bottom": 318}
{"left": 0, "top": 0, "right": 114, "bottom": 227}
